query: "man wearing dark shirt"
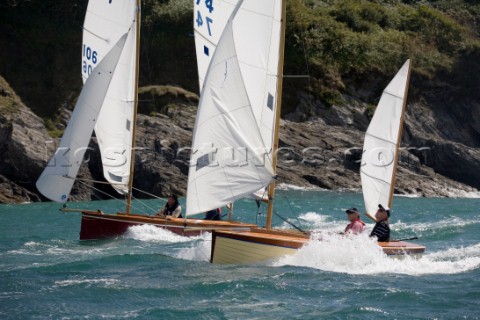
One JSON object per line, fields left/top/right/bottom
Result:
{"left": 370, "top": 204, "right": 390, "bottom": 242}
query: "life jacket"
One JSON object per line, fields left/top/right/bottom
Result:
{"left": 164, "top": 202, "right": 180, "bottom": 216}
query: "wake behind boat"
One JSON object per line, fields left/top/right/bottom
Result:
{"left": 211, "top": 229, "right": 425, "bottom": 264}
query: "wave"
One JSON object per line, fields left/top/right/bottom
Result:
{"left": 174, "top": 233, "right": 212, "bottom": 262}
{"left": 393, "top": 217, "right": 480, "bottom": 238}
{"left": 276, "top": 183, "right": 323, "bottom": 191}
{"left": 124, "top": 224, "right": 195, "bottom": 243}
{"left": 125, "top": 224, "right": 212, "bottom": 261}
{"left": 271, "top": 233, "right": 480, "bottom": 275}
{"left": 54, "top": 277, "right": 122, "bottom": 288}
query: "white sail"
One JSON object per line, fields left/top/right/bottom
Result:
{"left": 186, "top": 1, "right": 276, "bottom": 216}
{"left": 194, "top": 0, "right": 283, "bottom": 154}
{"left": 36, "top": 34, "right": 130, "bottom": 203}
{"left": 82, "top": 1, "right": 138, "bottom": 194}
{"left": 360, "top": 59, "right": 411, "bottom": 215}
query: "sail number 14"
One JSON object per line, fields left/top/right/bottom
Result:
{"left": 82, "top": 44, "right": 98, "bottom": 76}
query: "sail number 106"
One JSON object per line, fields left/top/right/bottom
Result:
{"left": 82, "top": 44, "right": 98, "bottom": 76}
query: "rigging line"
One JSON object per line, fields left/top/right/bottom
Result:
{"left": 278, "top": 185, "right": 306, "bottom": 233}
{"left": 77, "top": 179, "right": 155, "bottom": 214}
{"left": 75, "top": 179, "right": 150, "bottom": 214}
{"left": 300, "top": 27, "right": 314, "bottom": 113}
{"left": 273, "top": 211, "right": 307, "bottom": 234}
{"left": 131, "top": 186, "right": 164, "bottom": 200}
{"left": 75, "top": 179, "right": 123, "bottom": 203}
{"left": 76, "top": 177, "right": 126, "bottom": 186}
{"left": 128, "top": 194, "right": 154, "bottom": 215}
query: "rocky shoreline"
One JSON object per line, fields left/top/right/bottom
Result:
{"left": 1, "top": 77, "right": 479, "bottom": 204}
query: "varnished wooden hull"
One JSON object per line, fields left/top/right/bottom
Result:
{"left": 211, "top": 229, "right": 309, "bottom": 264}
{"left": 378, "top": 241, "right": 426, "bottom": 257}
{"left": 79, "top": 210, "right": 257, "bottom": 240}
{"left": 211, "top": 229, "right": 426, "bottom": 264}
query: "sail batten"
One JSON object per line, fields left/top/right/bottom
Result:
{"left": 360, "top": 59, "right": 411, "bottom": 215}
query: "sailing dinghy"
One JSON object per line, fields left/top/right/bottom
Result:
{"left": 36, "top": 0, "right": 257, "bottom": 240}
{"left": 359, "top": 59, "right": 425, "bottom": 256}
{"left": 207, "top": 1, "right": 424, "bottom": 263}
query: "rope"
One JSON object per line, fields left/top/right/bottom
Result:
{"left": 74, "top": 179, "right": 166, "bottom": 215}
{"left": 275, "top": 183, "right": 307, "bottom": 233}
{"left": 76, "top": 177, "right": 125, "bottom": 185}
{"left": 131, "top": 186, "right": 163, "bottom": 200}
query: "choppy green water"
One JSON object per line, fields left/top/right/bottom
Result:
{"left": 1, "top": 189, "right": 479, "bottom": 319}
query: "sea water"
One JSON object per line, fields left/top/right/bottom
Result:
{"left": 1, "top": 189, "right": 479, "bottom": 319}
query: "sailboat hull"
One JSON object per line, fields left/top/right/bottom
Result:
{"left": 79, "top": 210, "right": 257, "bottom": 240}
{"left": 211, "top": 229, "right": 426, "bottom": 264}
{"left": 211, "top": 229, "right": 309, "bottom": 264}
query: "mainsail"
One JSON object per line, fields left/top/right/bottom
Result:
{"left": 186, "top": 0, "right": 282, "bottom": 215}
{"left": 194, "top": 0, "right": 283, "bottom": 157}
{"left": 36, "top": 34, "right": 129, "bottom": 203}
{"left": 360, "top": 59, "right": 411, "bottom": 215}
{"left": 82, "top": 1, "right": 138, "bottom": 194}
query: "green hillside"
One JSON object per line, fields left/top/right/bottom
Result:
{"left": 1, "top": 0, "right": 479, "bottom": 125}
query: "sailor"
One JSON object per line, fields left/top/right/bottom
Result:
{"left": 370, "top": 204, "right": 391, "bottom": 241}
{"left": 156, "top": 194, "right": 182, "bottom": 218}
{"left": 343, "top": 207, "right": 366, "bottom": 234}
{"left": 204, "top": 208, "right": 222, "bottom": 220}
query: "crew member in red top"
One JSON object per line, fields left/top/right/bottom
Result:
{"left": 343, "top": 207, "right": 366, "bottom": 234}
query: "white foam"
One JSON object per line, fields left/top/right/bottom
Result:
{"left": 54, "top": 278, "right": 121, "bottom": 288}
{"left": 271, "top": 233, "right": 480, "bottom": 275}
{"left": 175, "top": 234, "right": 212, "bottom": 262}
{"left": 125, "top": 224, "right": 194, "bottom": 243}
{"left": 174, "top": 233, "right": 212, "bottom": 262}
{"left": 298, "top": 211, "right": 340, "bottom": 231}
{"left": 394, "top": 217, "right": 480, "bottom": 236}
{"left": 276, "top": 183, "right": 322, "bottom": 191}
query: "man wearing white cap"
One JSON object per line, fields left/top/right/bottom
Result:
{"left": 370, "top": 204, "right": 390, "bottom": 241}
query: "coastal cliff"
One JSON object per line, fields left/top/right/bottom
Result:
{"left": 1, "top": 0, "right": 479, "bottom": 203}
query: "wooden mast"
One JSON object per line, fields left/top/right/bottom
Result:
{"left": 388, "top": 59, "right": 412, "bottom": 208}
{"left": 126, "top": 0, "right": 141, "bottom": 214}
{"left": 265, "top": 0, "right": 287, "bottom": 229}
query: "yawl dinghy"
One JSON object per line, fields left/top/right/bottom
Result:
{"left": 206, "top": 2, "right": 424, "bottom": 263}
{"left": 36, "top": 0, "right": 257, "bottom": 240}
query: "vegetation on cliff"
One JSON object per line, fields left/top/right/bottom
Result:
{"left": 1, "top": 0, "right": 480, "bottom": 203}
{"left": 1, "top": 0, "right": 479, "bottom": 123}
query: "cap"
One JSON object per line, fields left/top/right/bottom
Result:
{"left": 345, "top": 207, "right": 359, "bottom": 214}
{"left": 378, "top": 204, "right": 390, "bottom": 217}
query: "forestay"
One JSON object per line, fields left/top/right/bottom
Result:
{"left": 360, "top": 59, "right": 411, "bottom": 215}
{"left": 187, "top": 0, "right": 279, "bottom": 215}
{"left": 36, "top": 34, "right": 129, "bottom": 203}
{"left": 82, "top": 1, "right": 138, "bottom": 194}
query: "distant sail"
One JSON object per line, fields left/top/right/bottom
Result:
{"left": 186, "top": 1, "right": 275, "bottom": 215}
{"left": 36, "top": 33, "right": 129, "bottom": 203}
{"left": 82, "top": 1, "right": 138, "bottom": 194}
{"left": 360, "top": 60, "right": 411, "bottom": 215}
